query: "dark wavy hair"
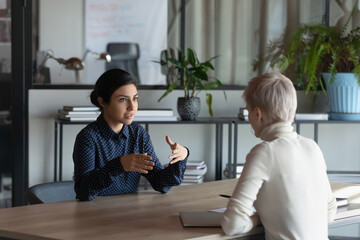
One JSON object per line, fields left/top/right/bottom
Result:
{"left": 90, "top": 69, "right": 137, "bottom": 109}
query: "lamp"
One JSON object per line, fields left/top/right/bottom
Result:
{"left": 35, "top": 50, "right": 111, "bottom": 84}
{"left": 82, "top": 49, "right": 111, "bottom": 63}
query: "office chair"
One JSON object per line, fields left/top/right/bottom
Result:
{"left": 106, "top": 42, "right": 140, "bottom": 84}
{"left": 0, "top": 123, "right": 12, "bottom": 193}
{"left": 26, "top": 180, "right": 76, "bottom": 204}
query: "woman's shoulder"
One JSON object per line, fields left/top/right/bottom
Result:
{"left": 77, "top": 121, "right": 100, "bottom": 138}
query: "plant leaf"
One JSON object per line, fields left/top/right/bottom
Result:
{"left": 158, "top": 82, "right": 178, "bottom": 102}
{"left": 188, "top": 48, "right": 196, "bottom": 67}
{"left": 193, "top": 70, "right": 208, "bottom": 80}
{"left": 204, "top": 61, "right": 215, "bottom": 70}
{"left": 203, "top": 80, "right": 222, "bottom": 90}
{"left": 206, "top": 93, "right": 213, "bottom": 117}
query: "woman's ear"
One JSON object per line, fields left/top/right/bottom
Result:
{"left": 254, "top": 106, "right": 262, "bottom": 122}
{"left": 97, "top": 97, "right": 106, "bottom": 108}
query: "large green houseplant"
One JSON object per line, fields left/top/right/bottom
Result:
{"left": 253, "top": 5, "right": 360, "bottom": 120}
{"left": 156, "top": 48, "right": 225, "bottom": 120}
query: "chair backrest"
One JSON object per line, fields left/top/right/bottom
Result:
{"left": 0, "top": 124, "right": 12, "bottom": 176}
{"left": 106, "top": 42, "right": 140, "bottom": 83}
{"left": 26, "top": 180, "right": 76, "bottom": 205}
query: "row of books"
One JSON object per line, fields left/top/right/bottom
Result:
{"left": 182, "top": 161, "right": 207, "bottom": 185}
{"left": 58, "top": 106, "right": 100, "bottom": 121}
{"left": 57, "top": 106, "right": 178, "bottom": 122}
{"left": 238, "top": 107, "right": 329, "bottom": 121}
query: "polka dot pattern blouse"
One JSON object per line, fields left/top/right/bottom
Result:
{"left": 73, "top": 114, "right": 188, "bottom": 201}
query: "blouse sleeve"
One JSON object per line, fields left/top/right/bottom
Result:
{"left": 221, "top": 143, "right": 269, "bottom": 235}
{"left": 327, "top": 179, "right": 337, "bottom": 223}
{"left": 140, "top": 130, "right": 188, "bottom": 193}
{"left": 73, "top": 130, "right": 124, "bottom": 201}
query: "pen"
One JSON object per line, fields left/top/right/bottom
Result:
{"left": 219, "top": 194, "right": 231, "bottom": 198}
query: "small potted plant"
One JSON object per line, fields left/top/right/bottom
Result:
{"left": 253, "top": 4, "right": 360, "bottom": 120}
{"left": 156, "top": 48, "right": 225, "bottom": 120}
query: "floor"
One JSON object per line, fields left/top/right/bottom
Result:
{"left": 0, "top": 176, "right": 11, "bottom": 209}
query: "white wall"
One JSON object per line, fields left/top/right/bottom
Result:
{"left": 29, "top": 89, "right": 237, "bottom": 185}
{"left": 28, "top": 89, "right": 360, "bottom": 186}
{"left": 39, "top": 0, "right": 84, "bottom": 84}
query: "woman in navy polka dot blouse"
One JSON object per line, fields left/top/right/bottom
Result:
{"left": 73, "top": 69, "right": 189, "bottom": 201}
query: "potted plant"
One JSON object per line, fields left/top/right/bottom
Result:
{"left": 156, "top": 48, "right": 225, "bottom": 120}
{"left": 253, "top": 5, "right": 360, "bottom": 120}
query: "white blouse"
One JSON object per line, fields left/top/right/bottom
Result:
{"left": 221, "top": 122, "right": 337, "bottom": 240}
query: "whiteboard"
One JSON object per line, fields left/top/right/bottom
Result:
{"left": 84, "top": 0, "right": 167, "bottom": 85}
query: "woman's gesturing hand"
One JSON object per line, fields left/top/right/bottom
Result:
{"left": 166, "top": 135, "right": 188, "bottom": 164}
{"left": 120, "top": 153, "right": 155, "bottom": 174}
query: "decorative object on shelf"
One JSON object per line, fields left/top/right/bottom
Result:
{"left": 155, "top": 48, "right": 226, "bottom": 120}
{"left": 35, "top": 49, "right": 111, "bottom": 84}
{"left": 253, "top": 1, "right": 360, "bottom": 120}
{"left": 322, "top": 73, "right": 360, "bottom": 120}
{"left": 238, "top": 107, "right": 249, "bottom": 121}
{"left": 224, "top": 163, "right": 244, "bottom": 179}
{"left": 177, "top": 97, "right": 200, "bottom": 121}
{"left": 82, "top": 49, "right": 111, "bottom": 63}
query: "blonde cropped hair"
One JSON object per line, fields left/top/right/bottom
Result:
{"left": 243, "top": 72, "right": 297, "bottom": 123}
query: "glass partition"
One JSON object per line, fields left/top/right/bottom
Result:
{"left": 31, "top": 0, "right": 337, "bottom": 88}
{"left": 183, "top": 0, "right": 327, "bottom": 86}
{"left": 0, "top": 0, "right": 12, "bottom": 208}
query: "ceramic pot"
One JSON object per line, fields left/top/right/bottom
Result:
{"left": 177, "top": 97, "right": 200, "bottom": 120}
{"left": 322, "top": 73, "right": 360, "bottom": 120}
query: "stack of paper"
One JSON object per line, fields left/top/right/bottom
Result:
{"left": 57, "top": 107, "right": 178, "bottom": 122}
{"left": 133, "top": 108, "right": 178, "bottom": 122}
{"left": 295, "top": 113, "right": 329, "bottom": 120}
{"left": 58, "top": 106, "right": 100, "bottom": 121}
{"left": 182, "top": 161, "right": 207, "bottom": 185}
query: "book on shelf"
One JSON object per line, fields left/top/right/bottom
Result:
{"left": 336, "top": 197, "right": 348, "bottom": 208}
{"left": 183, "top": 175, "right": 204, "bottom": 180}
{"left": 58, "top": 109, "right": 101, "bottom": 115}
{"left": 184, "top": 165, "right": 207, "bottom": 176}
{"left": 295, "top": 113, "right": 328, "bottom": 120}
{"left": 187, "top": 160, "right": 205, "bottom": 166}
{"left": 133, "top": 116, "right": 178, "bottom": 122}
{"left": 58, "top": 114, "right": 100, "bottom": 119}
{"left": 63, "top": 106, "right": 100, "bottom": 111}
{"left": 136, "top": 108, "right": 174, "bottom": 117}
{"left": 186, "top": 160, "right": 206, "bottom": 169}
{"left": 182, "top": 176, "right": 204, "bottom": 184}
{"left": 58, "top": 115, "right": 97, "bottom": 122}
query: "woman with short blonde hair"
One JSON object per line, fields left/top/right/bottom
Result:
{"left": 221, "top": 72, "right": 336, "bottom": 239}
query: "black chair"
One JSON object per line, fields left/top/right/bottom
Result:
{"left": 106, "top": 42, "right": 140, "bottom": 84}
{"left": 26, "top": 180, "right": 76, "bottom": 204}
{"left": 0, "top": 124, "right": 12, "bottom": 193}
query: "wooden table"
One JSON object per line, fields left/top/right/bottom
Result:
{"left": 0, "top": 179, "right": 359, "bottom": 240}
{"left": 0, "top": 179, "right": 241, "bottom": 240}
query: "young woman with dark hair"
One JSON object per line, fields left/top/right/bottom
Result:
{"left": 73, "top": 69, "right": 189, "bottom": 201}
